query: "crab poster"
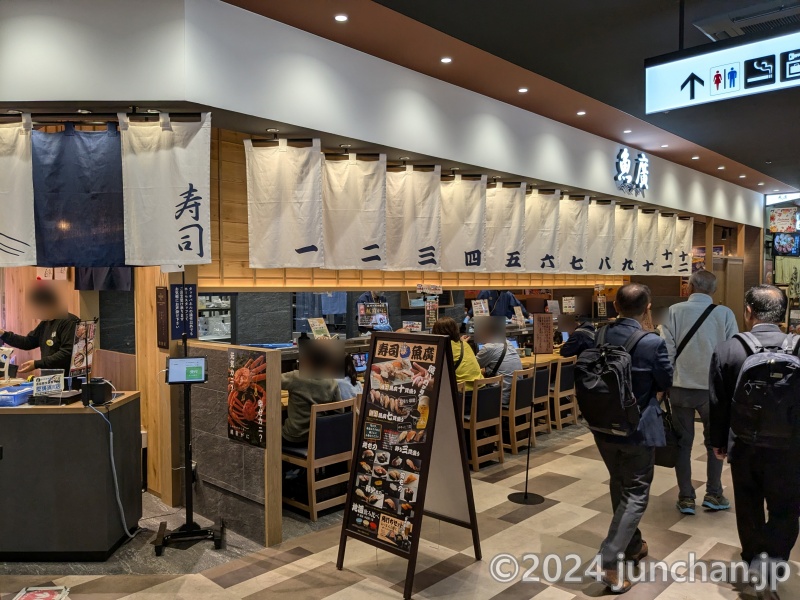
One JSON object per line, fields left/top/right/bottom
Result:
{"left": 227, "top": 349, "right": 267, "bottom": 447}
{"left": 346, "top": 336, "right": 440, "bottom": 554}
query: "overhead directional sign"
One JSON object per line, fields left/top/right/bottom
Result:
{"left": 646, "top": 30, "right": 800, "bottom": 113}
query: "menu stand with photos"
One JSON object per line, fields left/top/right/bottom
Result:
{"left": 154, "top": 275, "right": 224, "bottom": 556}
{"left": 336, "top": 332, "right": 481, "bottom": 599}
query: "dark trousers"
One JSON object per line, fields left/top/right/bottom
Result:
{"left": 595, "top": 437, "right": 655, "bottom": 568}
{"left": 672, "top": 395, "right": 723, "bottom": 499}
{"left": 729, "top": 440, "right": 800, "bottom": 563}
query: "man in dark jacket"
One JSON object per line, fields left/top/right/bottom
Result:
{"left": 710, "top": 285, "right": 797, "bottom": 599}
{"left": 559, "top": 313, "right": 596, "bottom": 358}
{"left": 0, "top": 284, "right": 78, "bottom": 374}
{"left": 590, "top": 284, "right": 673, "bottom": 593}
{"left": 467, "top": 290, "right": 528, "bottom": 320}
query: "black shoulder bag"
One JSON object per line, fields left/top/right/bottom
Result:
{"left": 488, "top": 342, "right": 508, "bottom": 377}
{"left": 453, "top": 340, "right": 465, "bottom": 369}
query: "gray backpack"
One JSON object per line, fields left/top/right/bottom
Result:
{"left": 730, "top": 333, "right": 800, "bottom": 449}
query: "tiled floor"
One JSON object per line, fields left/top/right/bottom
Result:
{"left": 3, "top": 421, "right": 799, "bottom": 599}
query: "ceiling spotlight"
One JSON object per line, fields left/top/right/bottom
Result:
{"left": 339, "top": 143, "right": 352, "bottom": 148}
{"left": 399, "top": 156, "right": 410, "bottom": 161}
{"left": 661, "top": 144, "right": 669, "bottom": 148}
{"left": 518, "top": 87, "right": 528, "bottom": 93}
{"left": 691, "top": 156, "right": 700, "bottom": 160}
{"left": 774, "top": 189, "right": 780, "bottom": 192}
{"left": 576, "top": 111, "right": 586, "bottom": 116}
{"left": 623, "top": 129, "right": 632, "bottom": 133}
{"left": 450, "top": 167, "right": 460, "bottom": 171}
{"left": 266, "top": 128, "right": 280, "bottom": 133}
{"left": 717, "top": 166, "right": 725, "bottom": 170}
{"left": 739, "top": 174, "right": 746, "bottom": 178}
{"left": 766, "top": 160, "right": 773, "bottom": 164}
{"left": 758, "top": 182, "right": 765, "bottom": 186}
{"left": 145, "top": 108, "right": 160, "bottom": 114}
{"left": 334, "top": 14, "right": 348, "bottom": 22}
{"left": 440, "top": 57, "right": 452, "bottom": 64}
{"left": 76, "top": 109, "right": 92, "bottom": 114}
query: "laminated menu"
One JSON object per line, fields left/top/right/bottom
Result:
{"left": 337, "top": 333, "right": 480, "bottom": 597}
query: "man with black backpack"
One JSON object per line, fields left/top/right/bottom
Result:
{"left": 710, "top": 285, "right": 799, "bottom": 600}
{"left": 575, "top": 283, "right": 673, "bottom": 593}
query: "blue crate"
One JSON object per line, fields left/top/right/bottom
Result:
{"left": 0, "top": 385, "right": 34, "bottom": 407}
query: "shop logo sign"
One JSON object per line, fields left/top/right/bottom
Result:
{"left": 615, "top": 148, "right": 649, "bottom": 196}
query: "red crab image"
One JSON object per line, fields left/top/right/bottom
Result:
{"left": 228, "top": 355, "right": 267, "bottom": 430}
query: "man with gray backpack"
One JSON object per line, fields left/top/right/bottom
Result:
{"left": 710, "top": 285, "right": 800, "bottom": 600}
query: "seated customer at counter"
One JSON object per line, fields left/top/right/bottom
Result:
{"left": 0, "top": 283, "right": 79, "bottom": 374}
{"left": 337, "top": 353, "right": 363, "bottom": 400}
{"left": 281, "top": 341, "right": 342, "bottom": 447}
{"left": 432, "top": 317, "right": 481, "bottom": 391}
{"left": 474, "top": 316, "right": 523, "bottom": 406}
{"left": 559, "top": 313, "right": 596, "bottom": 358}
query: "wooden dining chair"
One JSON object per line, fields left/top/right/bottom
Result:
{"left": 462, "top": 375, "right": 504, "bottom": 471}
{"left": 281, "top": 397, "right": 355, "bottom": 521}
{"left": 532, "top": 363, "right": 553, "bottom": 437}
{"left": 549, "top": 357, "right": 579, "bottom": 429}
{"left": 502, "top": 367, "right": 534, "bottom": 454}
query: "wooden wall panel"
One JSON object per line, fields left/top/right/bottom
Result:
{"left": 93, "top": 348, "right": 137, "bottom": 392}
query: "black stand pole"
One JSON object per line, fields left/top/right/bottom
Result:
{"left": 154, "top": 272, "right": 224, "bottom": 556}
{"left": 507, "top": 319, "right": 545, "bottom": 506}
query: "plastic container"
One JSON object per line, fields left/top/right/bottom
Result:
{"left": 0, "top": 385, "right": 34, "bottom": 407}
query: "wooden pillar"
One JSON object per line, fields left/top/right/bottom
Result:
{"left": 736, "top": 224, "right": 746, "bottom": 258}
{"left": 134, "top": 265, "right": 199, "bottom": 505}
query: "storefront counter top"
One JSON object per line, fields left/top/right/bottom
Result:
{"left": 0, "top": 390, "right": 140, "bottom": 414}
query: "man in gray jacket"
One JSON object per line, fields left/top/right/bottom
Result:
{"left": 661, "top": 270, "right": 738, "bottom": 515}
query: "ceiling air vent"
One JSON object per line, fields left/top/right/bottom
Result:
{"left": 694, "top": 0, "right": 800, "bottom": 41}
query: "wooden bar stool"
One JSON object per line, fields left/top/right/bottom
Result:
{"left": 549, "top": 357, "right": 579, "bottom": 429}
{"left": 502, "top": 367, "right": 534, "bottom": 454}
{"left": 281, "top": 397, "right": 355, "bottom": 521}
{"left": 531, "top": 362, "right": 553, "bottom": 437}
{"left": 462, "top": 375, "right": 504, "bottom": 471}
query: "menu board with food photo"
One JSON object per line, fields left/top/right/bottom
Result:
{"left": 227, "top": 349, "right": 267, "bottom": 448}
{"left": 344, "top": 335, "right": 440, "bottom": 554}
{"left": 69, "top": 320, "right": 97, "bottom": 378}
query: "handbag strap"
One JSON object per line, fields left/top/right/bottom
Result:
{"left": 675, "top": 304, "right": 717, "bottom": 360}
{"left": 489, "top": 341, "right": 508, "bottom": 377}
{"left": 453, "top": 340, "right": 465, "bottom": 369}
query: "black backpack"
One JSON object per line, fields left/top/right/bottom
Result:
{"left": 575, "top": 327, "right": 650, "bottom": 437}
{"left": 730, "top": 332, "right": 800, "bottom": 449}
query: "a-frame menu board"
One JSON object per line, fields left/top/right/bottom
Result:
{"left": 336, "top": 332, "right": 481, "bottom": 599}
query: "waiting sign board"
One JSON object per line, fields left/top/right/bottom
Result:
{"left": 646, "top": 30, "right": 800, "bottom": 113}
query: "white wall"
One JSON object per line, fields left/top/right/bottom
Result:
{"left": 0, "top": 0, "right": 763, "bottom": 226}
{"left": 0, "top": 0, "right": 186, "bottom": 101}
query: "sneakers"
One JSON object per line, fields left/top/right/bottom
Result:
{"left": 702, "top": 493, "right": 731, "bottom": 511}
{"left": 626, "top": 540, "right": 649, "bottom": 566}
{"left": 676, "top": 497, "right": 696, "bottom": 515}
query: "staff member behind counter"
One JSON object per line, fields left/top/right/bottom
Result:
{"left": 0, "top": 284, "right": 79, "bottom": 374}
{"left": 467, "top": 290, "right": 529, "bottom": 320}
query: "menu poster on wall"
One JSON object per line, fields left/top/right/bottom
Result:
{"left": 358, "top": 303, "right": 390, "bottom": 329}
{"left": 680, "top": 277, "right": 691, "bottom": 298}
{"left": 769, "top": 207, "right": 798, "bottom": 233}
{"left": 227, "top": 349, "right": 267, "bottom": 448}
{"left": 471, "top": 299, "right": 490, "bottom": 316}
{"left": 416, "top": 283, "right": 443, "bottom": 295}
{"left": 424, "top": 299, "right": 439, "bottom": 330}
{"left": 69, "top": 320, "right": 97, "bottom": 378}
{"left": 170, "top": 283, "right": 198, "bottom": 340}
{"left": 562, "top": 296, "right": 576, "bottom": 314}
{"left": 596, "top": 295, "right": 607, "bottom": 317}
{"left": 156, "top": 287, "right": 169, "bottom": 349}
{"left": 532, "top": 314, "right": 554, "bottom": 354}
{"left": 402, "top": 321, "right": 422, "bottom": 332}
{"left": 307, "top": 317, "right": 331, "bottom": 339}
{"left": 337, "top": 333, "right": 481, "bottom": 598}
{"left": 546, "top": 300, "right": 561, "bottom": 315}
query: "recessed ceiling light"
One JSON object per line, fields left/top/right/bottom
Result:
{"left": 450, "top": 167, "right": 460, "bottom": 170}
{"left": 440, "top": 57, "right": 452, "bottom": 64}
{"left": 518, "top": 87, "right": 528, "bottom": 93}
{"left": 661, "top": 144, "right": 669, "bottom": 148}
{"left": 576, "top": 111, "right": 586, "bottom": 116}
{"left": 5, "top": 109, "right": 21, "bottom": 114}
{"left": 145, "top": 108, "right": 160, "bottom": 114}
{"left": 339, "top": 143, "right": 352, "bottom": 148}
{"left": 691, "top": 156, "right": 700, "bottom": 160}
{"left": 739, "top": 174, "right": 746, "bottom": 179}
{"left": 623, "top": 129, "right": 632, "bottom": 133}
{"left": 399, "top": 156, "right": 410, "bottom": 161}
{"left": 766, "top": 160, "right": 773, "bottom": 164}
{"left": 758, "top": 182, "right": 765, "bottom": 186}
{"left": 334, "top": 14, "right": 348, "bottom": 22}
{"left": 76, "top": 109, "right": 92, "bottom": 114}
{"left": 266, "top": 128, "right": 280, "bottom": 133}
{"left": 717, "top": 166, "right": 725, "bottom": 170}
{"left": 774, "top": 189, "right": 780, "bottom": 192}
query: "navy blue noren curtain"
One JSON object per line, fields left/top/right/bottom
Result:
{"left": 32, "top": 123, "right": 125, "bottom": 267}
